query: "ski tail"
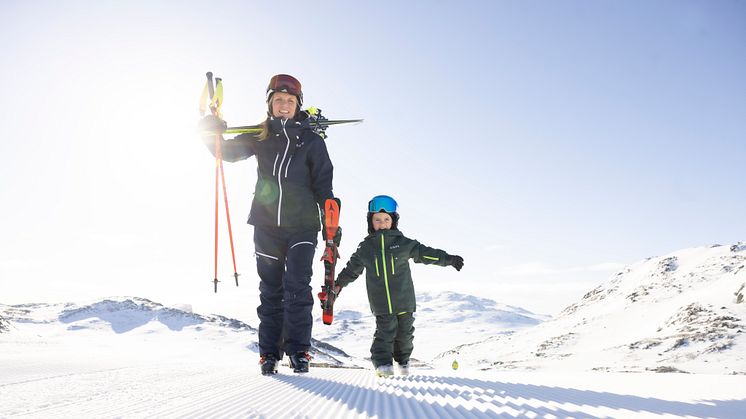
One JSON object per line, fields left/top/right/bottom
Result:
{"left": 318, "top": 198, "right": 340, "bottom": 325}
{"left": 324, "top": 199, "right": 340, "bottom": 244}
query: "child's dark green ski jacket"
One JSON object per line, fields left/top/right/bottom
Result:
{"left": 336, "top": 229, "right": 450, "bottom": 315}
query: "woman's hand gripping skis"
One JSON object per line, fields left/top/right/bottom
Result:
{"left": 318, "top": 199, "right": 340, "bottom": 325}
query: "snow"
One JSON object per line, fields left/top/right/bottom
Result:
{"left": 432, "top": 243, "right": 746, "bottom": 375}
{"left": 2, "top": 350, "right": 745, "bottom": 418}
{"left": 313, "top": 290, "right": 549, "bottom": 364}
{"left": 0, "top": 358, "right": 746, "bottom": 418}
{"left": 2, "top": 243, "right": 746, "bottom": 418}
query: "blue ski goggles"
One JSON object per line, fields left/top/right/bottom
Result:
{"left": 368, "top": 195, "right": 398, "bottom": 213}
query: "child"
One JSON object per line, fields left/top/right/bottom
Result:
{"left": 334, "top": 195, "right": 464, "bottom": 377}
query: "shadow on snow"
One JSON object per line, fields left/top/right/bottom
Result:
{"left": 274, "top": 373, "right": 745, "bottom": 418}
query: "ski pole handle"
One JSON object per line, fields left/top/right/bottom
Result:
{"left": 206, "top": 72, "right": 214, "bottom": 99}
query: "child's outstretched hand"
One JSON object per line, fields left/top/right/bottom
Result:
{"left": 447, "top": 255, "right": 464, "bottom": 271}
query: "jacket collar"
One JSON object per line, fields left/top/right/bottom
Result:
{"left": 370, "top": 229, "right": 403, "bottom": 240}
{"left": 267, "top": 116, "right": 310, "bottom": 134}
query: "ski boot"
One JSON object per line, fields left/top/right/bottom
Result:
{"left": 260, "top": 353, "right": 278, "bottom": 376}
{"left": 289, "top": 351, "right": 311, "bottom": 373}
{"left": 375, "top": 364, "right": 394, "bottom": 378}
{"left": 397, "top": 361, "right": 410, "bottom": 376}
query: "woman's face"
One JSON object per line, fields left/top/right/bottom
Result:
{"left": 270, "top": 92, "right": 298, "bottom": 119}
{"left": 371, "top": 212, "right": 393, "bottom": 231}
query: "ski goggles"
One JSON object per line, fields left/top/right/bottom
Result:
{"left": 266, "top": 74, "right": 303, "bottom": 102}
{"left": 368, "top": 195, "right": 398, "bottom": 213}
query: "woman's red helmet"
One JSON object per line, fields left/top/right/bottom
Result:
{"left": 266, "top": 74, "right": 303, "bottom": 106}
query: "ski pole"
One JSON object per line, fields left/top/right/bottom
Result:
{"left": 203, "top": 72, "right": 240, "bottom": 292}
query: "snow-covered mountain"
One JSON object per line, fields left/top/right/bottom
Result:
{"left": 0, "top": 314, "right": 9, "bottom": 332}
{"left": 434, "top": 242, "right": 746, "bottom": 374}
{"left": 3, "top": 248, "right": 746, "bottom": 418}
{"left": 2, "top": 296, "right": 744, "bottom": 418}
{"left": 6, "top": 242, "right": 743, "bottom": 376}
{"left": 1, "top": 292, "right": 547, "bottom": 370}
{"left": 312, "top": 291, "right": 549, "bottom": 364}
{"left": 0, "top": 297, "right": 354, "bottom": 367}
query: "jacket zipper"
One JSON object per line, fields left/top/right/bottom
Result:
{"left": 276, "top": 120, "right": 291, "bottom": 226}
{"left": 284, "top": 155, "right": 293, "bottom": 178}
{"left": 381, "top": 234, "right": 393, "bottom": 314}
{"left": 272, "top": 153, "right": 279, "bottom": 176}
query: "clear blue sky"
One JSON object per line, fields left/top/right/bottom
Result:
{"left": 1, "top": 1, "right": 744, "bottom": 315}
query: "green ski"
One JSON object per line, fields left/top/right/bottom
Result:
{"left": 202, "top": 107, "right": 362, "bottom": 139}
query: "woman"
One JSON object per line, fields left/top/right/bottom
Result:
{"left": 200, "top": 74, "right": 337, "bottom": 375}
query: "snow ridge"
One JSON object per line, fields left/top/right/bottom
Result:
{"left": 434, "top": 243, "right": 746, "bottom": 374}
{"left": 313, "top": 290, "right": 549, "bottom": 364}
{"left": 0, "top": 296, "right": 352, "bottom": 367}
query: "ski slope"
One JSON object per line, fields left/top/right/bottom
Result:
{"left": 3, "top": 357, "right": 745, "bottom": 418}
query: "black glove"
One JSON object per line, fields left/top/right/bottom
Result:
{"left": 333, "top": 226, "right": 342, "bottom": 247}
{"left": 320, "top": 222, "right": 342, "bottom": 245}
{"left": 198, "top": 115, "right": 227, "bottom": 134}
{"left": 447, "top": 255, "right": 464, "bottom": 271}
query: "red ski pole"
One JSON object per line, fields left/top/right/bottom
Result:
{"left": 218, "top": 142, "right": 240, "bottom": 287}
{"left": 203, "top": 72, "right": 239, "bottom": 292}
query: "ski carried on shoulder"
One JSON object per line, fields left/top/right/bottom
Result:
{"left": 318, "top": 198, "right": 340, "bottom": 325}
{"left": 224, "top": 107, "right": 362, "bottom": 139}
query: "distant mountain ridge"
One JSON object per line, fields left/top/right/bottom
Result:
{"left": 433, "top": 242, "right": 746, "bottom": 374}
{"left": 1, "top": 292, "right": 549, "bottom": 368}
{"left": 0, "top": 297, "right": 353, "bottom": 366}
{"left": 313, "top": 290, "right": 550, "bottom": 363}
{"left": 57, "top": 298, "right": 256, "bottom": 334}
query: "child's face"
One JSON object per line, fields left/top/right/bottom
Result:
{"left": 371, "top": 212, "right": 393, "bottom": 231}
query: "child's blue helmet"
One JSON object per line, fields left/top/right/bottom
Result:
{"left": 368, "top": 195, "right": 398, "bottom": 213}
{"left": 367, "top": 195, "right": 399, "bottom": 234}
